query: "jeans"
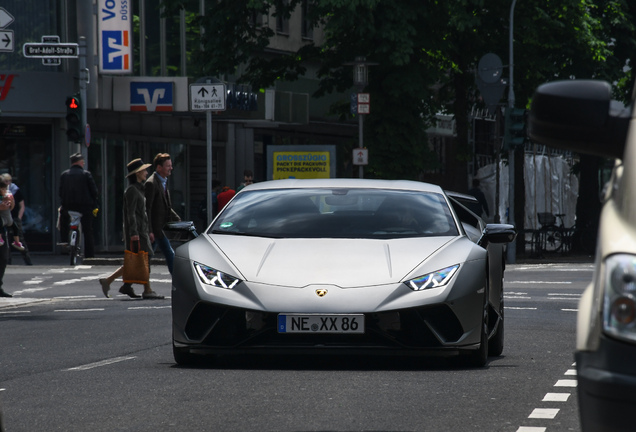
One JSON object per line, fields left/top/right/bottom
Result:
{"left": 153, "top": 233, "right": 174, "bottom": 274}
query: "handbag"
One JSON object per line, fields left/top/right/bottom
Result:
{"left": 122, "top": 240, "right": 149, "bottom": 284}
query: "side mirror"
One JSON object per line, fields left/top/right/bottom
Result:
{"left": 528, "top": 80, "right": 630, "bottom": 159}
{"left": 478, "top": 224, "right": 517, "bottom": 247}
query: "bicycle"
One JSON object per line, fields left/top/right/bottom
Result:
{"left": 532, "top": 212, "right": 572, "bottom": 256}
{"left": 67, "top": 210, "right": 83, "bottom": 266}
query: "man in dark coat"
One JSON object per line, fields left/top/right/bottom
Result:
{"left": 144, "top": 153, "right": 180, "bottom": 274}
{"left": 59, "top": 153, "right": 99, "bottom": 258}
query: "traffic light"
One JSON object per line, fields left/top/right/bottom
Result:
{"left": 505, "top": 108, "right": 527, "bottom": 149}
{"left": 65, "top": 94, "right": 82, "bottom": 142}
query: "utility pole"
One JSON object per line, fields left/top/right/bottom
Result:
{"left": 507, "top": 0, "right": 518, "bottom": 264}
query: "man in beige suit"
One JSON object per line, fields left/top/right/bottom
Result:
{"left": 144, "top": 153, "right": 180, "bottom": 274}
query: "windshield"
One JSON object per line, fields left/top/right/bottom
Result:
{"left": 208, "top": 188, "right": 459, "bottom": 239}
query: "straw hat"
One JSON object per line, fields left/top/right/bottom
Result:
{"left": 126, "top": 158, "right": 151, "bottom": 177}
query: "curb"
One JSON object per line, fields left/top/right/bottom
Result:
{"left": 82, "top": 257, "right": 167, "bottom": 266}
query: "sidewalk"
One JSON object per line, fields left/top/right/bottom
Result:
{"left": 7, "top": 253, "right": 167, "bottom": 267}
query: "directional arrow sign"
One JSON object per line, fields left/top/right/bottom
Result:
{"left": 22, "top": 42, "right": 79, "bottom": 58}
{"left": 0, "top": 30, "right": 13, "bottom": 52}
{"left": 0, "top": 8, "right": 14, "bottom": 29}
{"left": 190, "top": 83, "right": 226, "bottom": 111}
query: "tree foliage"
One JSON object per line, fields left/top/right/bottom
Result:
{"left": 161, "top": 0, "right": 636, "bottom": 179}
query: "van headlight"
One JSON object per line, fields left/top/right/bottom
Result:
{"left": 603, "top": 254, "right": 636, "bottom": 341}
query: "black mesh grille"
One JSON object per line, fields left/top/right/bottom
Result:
{"left": 187, "top": 303, "right": 466, "bottom": 349}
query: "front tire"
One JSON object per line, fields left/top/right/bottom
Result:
{"left": 464, "top": 287, "right": 489, "bottom": 367}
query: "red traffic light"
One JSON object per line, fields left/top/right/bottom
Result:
{"left": 66, "top": 96, "right": 80, "bottom": 110}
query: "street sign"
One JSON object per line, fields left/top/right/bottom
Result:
{"left": 22, "top": 42, "right": 79, "bottom": 58}
{"left": 190, "top": 83, "right": 226, "bottom": 111}
{"left": 352, "top": 148, "right": 368, "bottom": 166}
{"left": 41, "top": 36, "right": 61, "bottom": 66}
{"left": 0, "top": 30, "right": 13, "bottom": 52}
{"left": 0, "top": 8, "right": 14, "bottom": 29}
{"left": 357, "top": 93, "right": 370, "bottom": 114}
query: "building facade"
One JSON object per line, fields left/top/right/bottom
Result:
{"left": 0, "top": 0, "right": 356, "bottom": 254}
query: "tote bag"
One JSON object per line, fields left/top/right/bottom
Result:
{"left": 122, "top": 241, "right": 149, "bottom": 284}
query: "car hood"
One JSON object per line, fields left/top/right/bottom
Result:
{"left": 210, "top": 235, "right": 457, "bottom": 288}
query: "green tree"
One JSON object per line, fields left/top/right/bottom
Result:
{"left": 161, "top": 0, "right": 635, "bottom": 186}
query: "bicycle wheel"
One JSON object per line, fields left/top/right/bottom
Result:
{"left": 69, "top": 229, "right": 81, "bottom": 266}
{"left": 531, "top": 230, "right": 543, "bottom": 257}
{"left": 544, "top": 227, "right": 563, "bottom": 252}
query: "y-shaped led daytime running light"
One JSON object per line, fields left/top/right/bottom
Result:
{"left": 194, "top": 262, "right": 240, "bottom": 289}
{"left": 407, "top": 265, "right": 459, "bottom": 291}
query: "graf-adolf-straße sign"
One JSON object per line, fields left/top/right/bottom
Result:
{"left": 22, "top": 42, "right": 78, "bottom": 58}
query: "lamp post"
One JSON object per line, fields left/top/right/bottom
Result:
{"left": 507, "top": 0, "right": 518, "bottom": 264}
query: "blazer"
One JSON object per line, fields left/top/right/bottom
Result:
{"left": 123, "top": 182, "right": 152, "bottom": 254}
{"left": 144, "top": 172, "right": 180, "bottom": 239}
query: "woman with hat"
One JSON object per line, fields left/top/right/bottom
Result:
{"left": 98, "top": 158, "right": 164, "bottom": 299}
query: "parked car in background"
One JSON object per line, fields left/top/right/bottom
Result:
{"left": 171, "top": 178, "right": 515, "bottom": 367}
{"left": 529, "top": 79, "right": 633, "bottom": 432}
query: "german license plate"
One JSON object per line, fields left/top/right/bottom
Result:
{"left": 277, "top": 314, "right": 365, "bottom": 334}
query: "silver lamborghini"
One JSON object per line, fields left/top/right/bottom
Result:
{"left": 171, "top": 179, "right": 516, "bottom": 367}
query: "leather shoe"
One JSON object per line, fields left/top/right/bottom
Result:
{"left": 0, "top": 288, "right": 13, "bottom": 298}
{"left": 99, "top": 278, "right": 110, "bottom": 298}
{"left": 142, "top": 291, "right": 165, "bottom": 300}
{"left": 119, "top": 284, "right": 141, "bottom": 299}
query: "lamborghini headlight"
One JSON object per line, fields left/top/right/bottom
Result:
{"left": 194, "top": 262, "right": 241, "bottom": 289}
{"left": 406, "top": 265, "right": 459, "bottom": 291}
{"left": 603, "top": 254, "right": 636, "bottom": 342}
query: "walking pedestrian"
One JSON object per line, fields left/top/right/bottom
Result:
{"left": 98, "top": 158, "right": 163, "bottom": 299}
{"left": 1, "top": 174, "right": 33, "bottom": 265}
{"left": 59, "top": 153, "right": 99, "bottom": 258}
{"left": 144, "top": 153, "right": 181, "bottom": 274}
{"left": 0, "top": 195, "right": 13, "bottom": 298}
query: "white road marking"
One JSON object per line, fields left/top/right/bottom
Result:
{"left": 0, "top": 310, "right": 31, "bottom": 314}
{"left": 507, "top": 281, "right": 572, "bottom": 284}
{"left": 543, "top": 393, "right": 570, "bottom": 402}
{"left": 506, "top": 307, "right": 537, "bottom": 310}
{"left": 564, "top": 369, "right": 577, "bottom": 376}
{"left": 128, "top": 306, "right": 171, "bottom": 310}
{"left": 13, "top": 287, "right": 48, "bottom": 295}
{"left": 561, "top": 309, "right": 578, "bottom": 312}
{"left": 54, "top": 308, "right": 105, "bottom": 312}
{"left": 65, "top": 356, "right": 136, "bottom": 371}
{"left": 516, "top": 427, "right": 546, "bottom": 432}
{"left": 555, "top": 379, "right": 577, "bottom": 387}
{"left": 528, "top": 408, "right": 560, "bottom": 419}
{"left": 23, "top": 279, "right": 45, "bottom": 285}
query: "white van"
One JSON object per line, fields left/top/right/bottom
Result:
{"left": 529, "top": 79, "right": 633, "bottom": 432}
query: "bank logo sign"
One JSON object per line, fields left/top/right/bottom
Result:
{"left": 130, "top": 82, "right": 173, "bottom": 112}
{"left": 98, "top": 0, "right": 131, "bottom": 74}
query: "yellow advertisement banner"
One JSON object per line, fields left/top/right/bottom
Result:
{"left": 272, "top": 151, "right": 331, "bottom": 179}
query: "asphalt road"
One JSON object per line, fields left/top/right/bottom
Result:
{"left": 0, "top": 259, "right": 592, "bottom": 431}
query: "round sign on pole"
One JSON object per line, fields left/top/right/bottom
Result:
{"left": 478, "top": 53, "right": 503, "bottom": 84}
